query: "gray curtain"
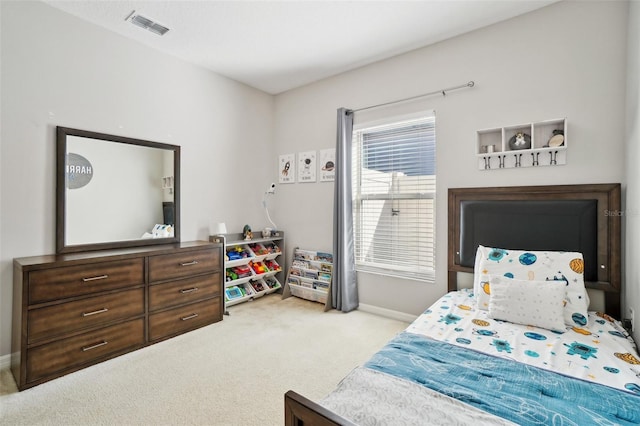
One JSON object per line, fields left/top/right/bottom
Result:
{"left": 332, "top": 108, "right": 358, "bottom": 312}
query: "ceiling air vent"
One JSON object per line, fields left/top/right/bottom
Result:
{"left": 126, "top": 11, "right": 170, "bottom": 36}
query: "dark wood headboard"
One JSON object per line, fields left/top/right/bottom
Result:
{"left": 447, "top": 184, "right": 622, "bottom": 318}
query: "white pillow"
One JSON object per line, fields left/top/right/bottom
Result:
{"left": 473, "top": 245, "right": 589, "bottom": 327}
{"left": 488, "top": 275, "right": 566, "bottom": 332}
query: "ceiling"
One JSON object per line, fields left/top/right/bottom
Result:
{"left": 43, "top": 0, "right": 557, "bottom": 95}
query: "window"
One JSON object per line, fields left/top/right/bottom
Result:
{"left": 352, "top": 112, "right": 435, "bottom": 281}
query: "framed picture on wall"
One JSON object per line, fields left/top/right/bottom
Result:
{"left": 298, "top": 150, "right": 316, "bottom": 183}
{"left": 319, "top": 148, "right": 335, "bottom": 182}
{"left": 279, "top": 153, "right": 295, "bottom": 184}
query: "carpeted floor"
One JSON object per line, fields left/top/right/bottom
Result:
{"left": 0, "top": 294, "right": 409, "bottom": 425}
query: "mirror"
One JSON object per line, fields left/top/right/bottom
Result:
{"left": 56, "top": 126, "right": 180, "bottom": 253}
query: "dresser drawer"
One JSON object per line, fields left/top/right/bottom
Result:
{"left": 148, "top": 249, "right": 220, "bottom": 282}
{"left": 26, "top": 318, "right": 144, "bottom": 383}
{"left": 27, "top": 288, "right": 144, "bottom": 344}
{"left": 149, "top": 273, "right": 221, "bottom": 312}
{"left": 29, "top": 259, "right": 144, "bottom": 304}
{"left": 149, "top": 298, "right": 221, "bottom": 341}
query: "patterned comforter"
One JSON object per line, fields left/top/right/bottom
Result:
{"left": 407, "top": 290, "right": 640, "bottom": 394}
{"left": 321, "top": 290, "right": 640, "bottom": 425}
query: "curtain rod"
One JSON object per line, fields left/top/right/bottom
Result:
{"left": 351, "top": 80, "right": 475, "bottom": 113}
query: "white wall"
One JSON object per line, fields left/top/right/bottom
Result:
{"left": 273, "top": 1, "right": 631, "bottom": 316}
{"left": 0, "top": 1, "right": 274, "bottom": 357}
{"left": 625, "top": 0, "right": 639, "bottom": 342}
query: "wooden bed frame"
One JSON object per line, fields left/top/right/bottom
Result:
{"left": 448, "top": 183, "right": 621, "bottom": 318}
{"left": 285, "top": 183, "right": 622, "bottom": 426}
{"left": 284, "top": 391, "right": 356, "bottom": 426}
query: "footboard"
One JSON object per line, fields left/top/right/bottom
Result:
{"left": 284, "top": 390, "right": 356, "bottom": 426}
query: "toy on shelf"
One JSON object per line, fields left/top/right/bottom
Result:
{"left": 264, "top": 259, "right": 281, "bottom": 272}
{"left": 234, "top": 265, "right": 252, "bottom": 278}
{"left": 250, "top": 279, "right": 265, "bottom": 293}
{"left": 226, "top": 246, "right": 251, "bottom": 261}
{"left": 225, "top": 286, "right": 244, "bottom": 301}
{"left": 263, "top": 242, "right": 281, "bottom": 254}
{"left": 243, "top": 224, "right": 253, "bottom": 240}
{"left": 225, "top": 269, "right": 238, "bottom": 282}
{"left": 508, "top": 132, "right": 531, "bottom": 150}
{"left": 226, "top": 265, "right": 252, "bottom": 282}
{"left": 249, "top": 260, "right": 268, "bottom": 274}
{"left": 264, "top": 276, "right": 280, "bottom": 290}
{"left": 248, "top": 243, "right": 268, "bottom": 256}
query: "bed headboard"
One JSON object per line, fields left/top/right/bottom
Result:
{"left": 447, "top": 184, "right": 621, "bottom": 318}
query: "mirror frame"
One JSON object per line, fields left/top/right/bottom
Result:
{"left": 56, "top": 126, "right": 180, "bottom": 253}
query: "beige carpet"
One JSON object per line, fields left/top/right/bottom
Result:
{"left": 0, "top": 295, "right": 408, "bottom": 425}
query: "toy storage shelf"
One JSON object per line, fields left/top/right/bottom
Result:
{"left": 477, "top": 118, "right": 566, "bottom": 170}
{"left": 283, "top": 248, "right": 333, "bottom": 312}
{"left": 209, "top": 231, "right": 285, "bottom": 309}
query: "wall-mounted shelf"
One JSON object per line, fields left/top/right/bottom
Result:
{"left": 477, "top": 118, "right": 566, "bottom": 170}
{"left": 210, "top": 231, "right": 285, "bottom": 309}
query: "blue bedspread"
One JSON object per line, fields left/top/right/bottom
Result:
{"left": 364, "top": 332, "right": 640, "bottom": 426}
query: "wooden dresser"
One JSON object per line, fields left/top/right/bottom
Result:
{"left": 11, "top": 241, "right": 223, "bottom": 390}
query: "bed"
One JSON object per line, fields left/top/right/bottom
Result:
{"left": 284, "top": 183, "right": 640, "bottom": 426}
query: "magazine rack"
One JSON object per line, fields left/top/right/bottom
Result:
{"left": 282, "top": 247, "right": 333, "bottom": 311}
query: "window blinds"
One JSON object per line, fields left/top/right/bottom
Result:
{"left": 352, "top": 114, "right": 436, "bottom": 281}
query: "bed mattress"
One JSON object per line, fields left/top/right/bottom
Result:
{"left": 407, "top": 289, "right": 640, "bottom": 393}
{"left": 320, "top": 290, "right": 640, "bottom": 425}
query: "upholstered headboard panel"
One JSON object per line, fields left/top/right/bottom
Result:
{"left": 458, "top": 200, "right": 598, "bottom": 281}
{"left": 448, "top": 184, "right": 621, "bottom": 318}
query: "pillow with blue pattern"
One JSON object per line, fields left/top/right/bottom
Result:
{"left": 474, "top": 245, "right": 589, "bottom": 327}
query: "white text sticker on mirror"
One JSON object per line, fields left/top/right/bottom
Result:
{"left": 66, "top": 153, "right": 93, "bottom": 189}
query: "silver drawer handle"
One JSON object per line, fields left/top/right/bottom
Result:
{"left": 180, "top": 287, "right": 199, "bottom": 294}
{"left": 82, "top": 307, "right": 109, "bottom": 317}
{"left": 82, "top": 274, "right": 109, "bottom": 282}
{"left": 181, "top": 313, "right": 198, "bottom": 321}
{"left": 180, "top": 261, "right": 198, "bottom": 266}
{"left": 82, "top": 340, "right": 108, "bottom": 351}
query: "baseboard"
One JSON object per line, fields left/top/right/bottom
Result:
{"left": 357, "top": 303, "right": 417, "bottom": 323}
{"left": 0, "top": 353, "right": 11, "bottom": 371}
